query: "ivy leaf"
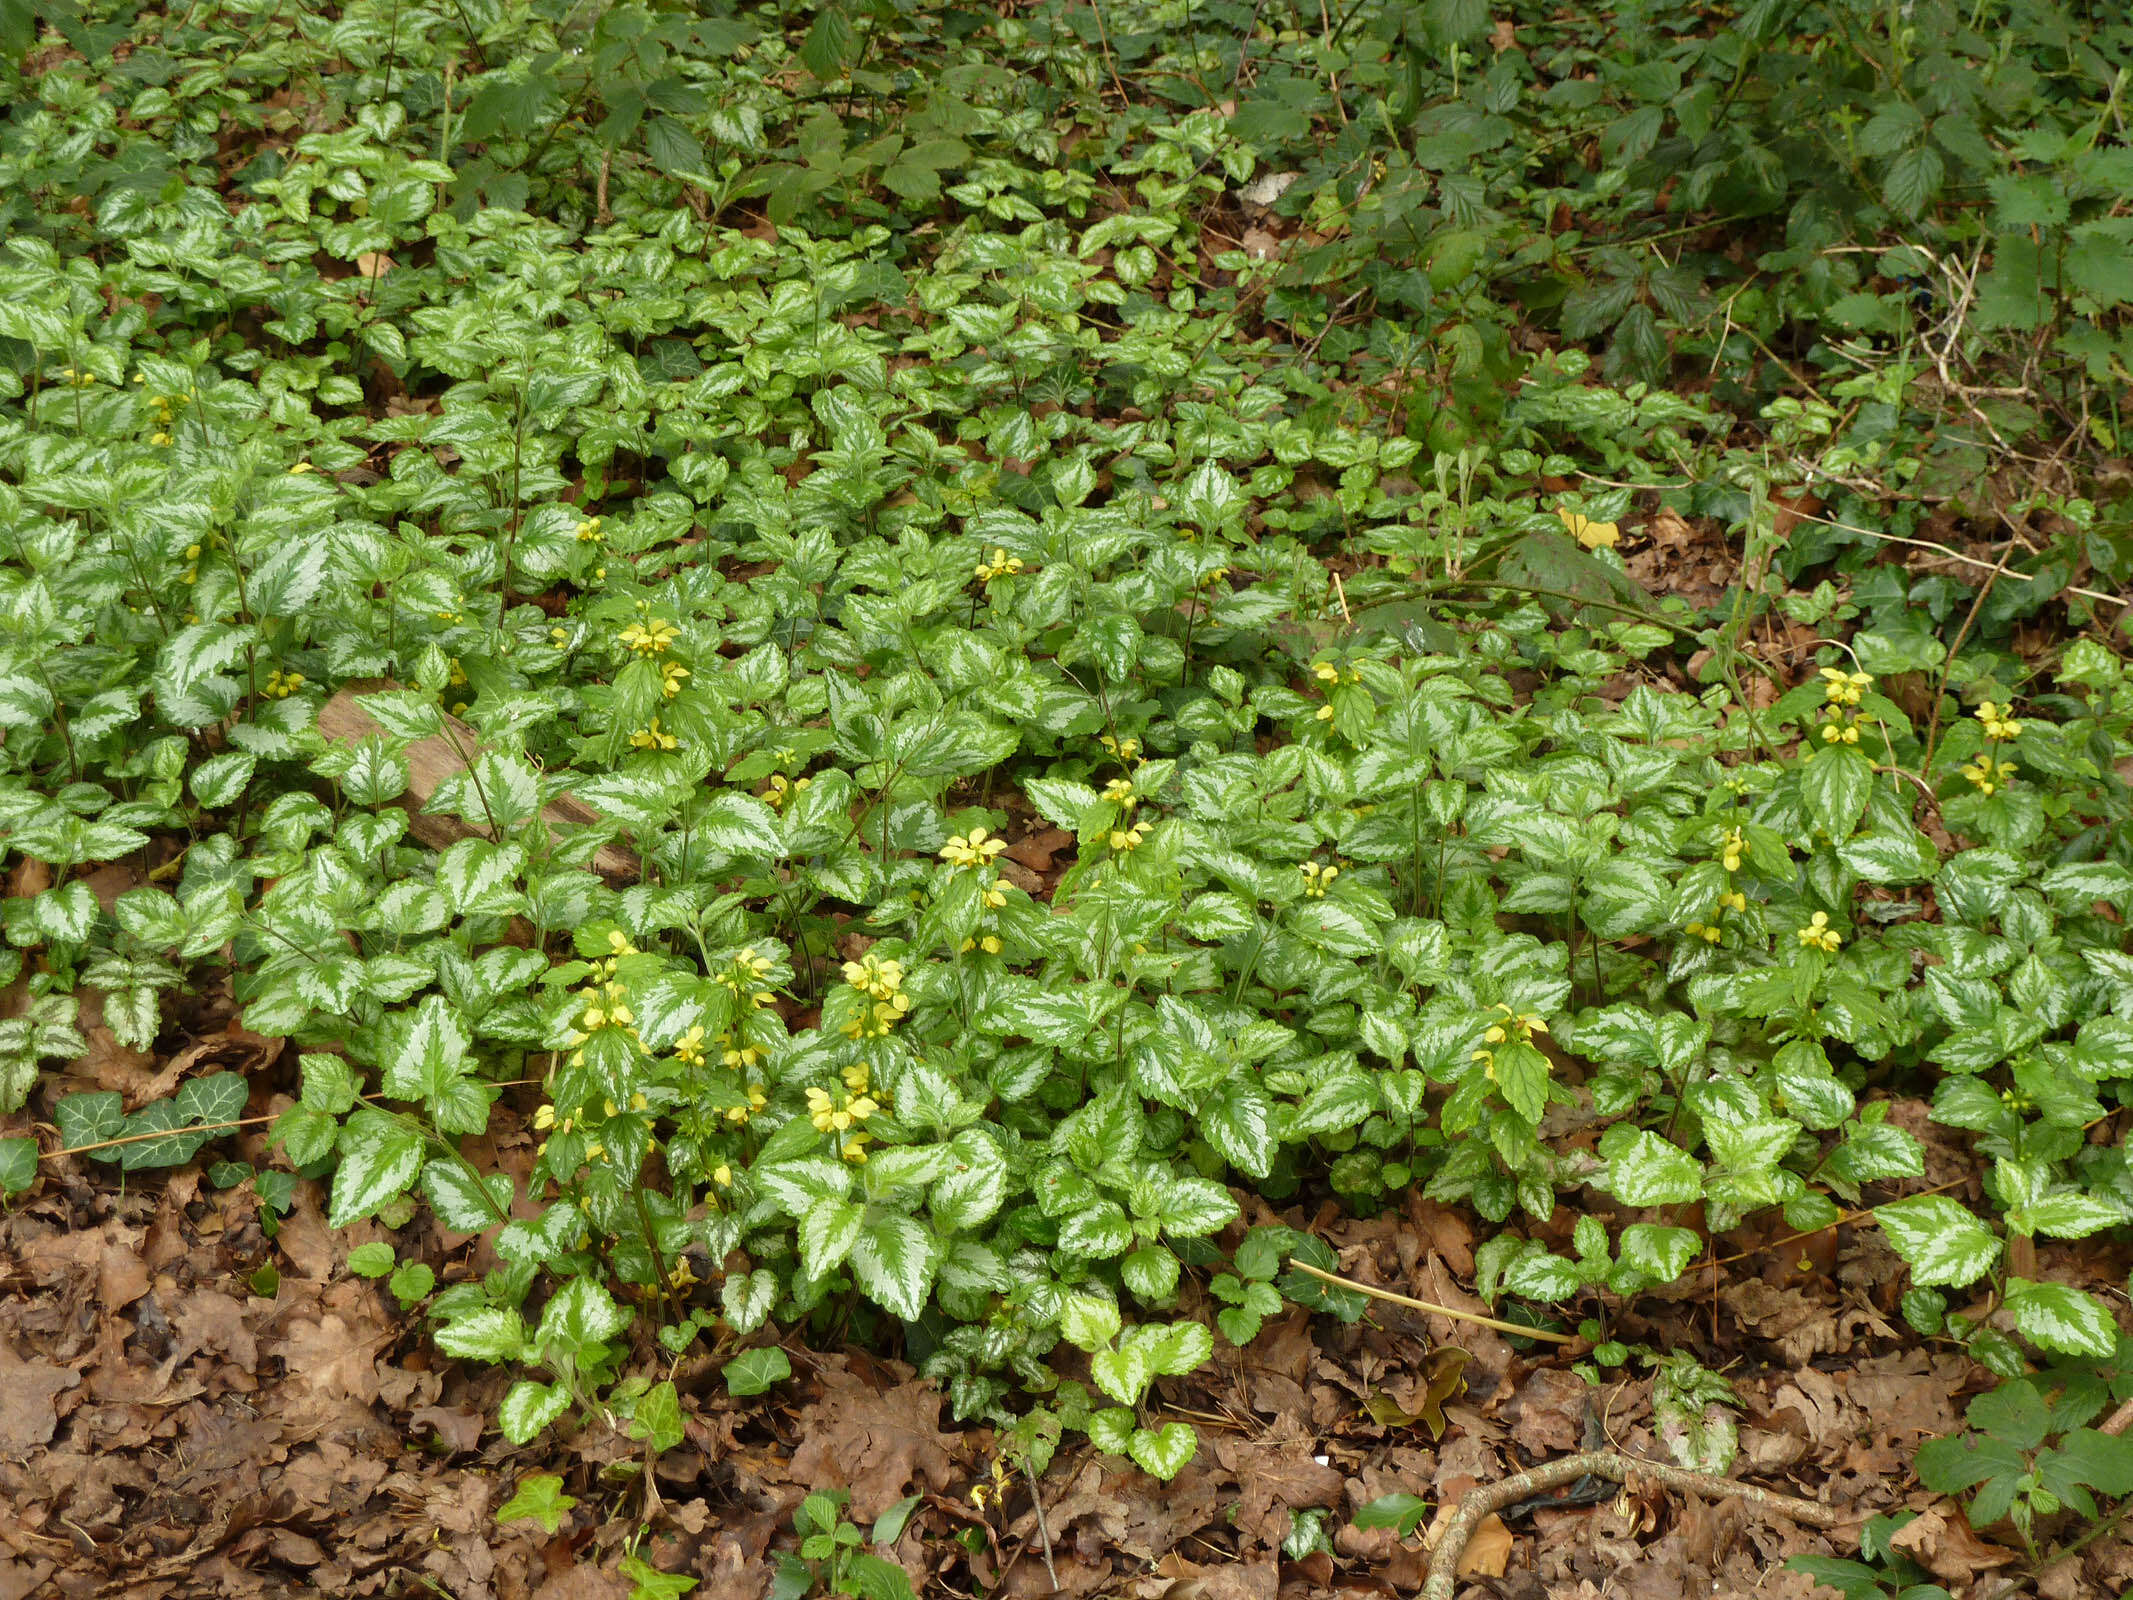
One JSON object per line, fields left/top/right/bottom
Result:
{"left": 496, "top": 1474, "right": 577, "bottom": 1535}
{"left": 723, "top": 1347, "right": 792, "bottom": 1397}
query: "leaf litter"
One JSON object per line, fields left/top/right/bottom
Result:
{"left": 4, "top": 1140, "right": 2128, "bottom": 1600}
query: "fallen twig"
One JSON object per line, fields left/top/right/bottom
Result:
{"left": 1422, "top": 1451, "right": 1842, "bottom": 1600}
{"left": 1286, "top": 1259, "right": 1577, "bottom": 1344}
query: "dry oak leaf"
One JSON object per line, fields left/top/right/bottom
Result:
{"left": 786, "top": 1364, "right": 959, "bottom": 1521}
{"left": 0, "top": 1343, "right": 80, "bottom": 1452}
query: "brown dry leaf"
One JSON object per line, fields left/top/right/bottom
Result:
{"left": 1886, "top": 1505, "right": 2021, "bottom": 1582}
{"left": 281, "top": 1312, "right": 384, "bottom": 1405}
{"left": 0, "top": 1343, "right": 79, "bottom": 1451}
{"left": 1723, "top": 1279, "right": 1898, "bottom": 1364}
{"left": 786, "top": 1363, "right": 959, "bottom": 1520}
{"left": 1212, "top": 1419, "right": 1344, "bottom": 1546}
{"left": 355, "top": 251, "right": 395, "bottom": 278}
{"left": 1458, "top": 1513, "right": 1513, "bottom": 1578}
{"left": 1506, "top": 1366, "right": 1587, "bottom": 1456}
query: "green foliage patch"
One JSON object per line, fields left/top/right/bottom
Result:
{"left": 2, "top": 0, "right": 2131, "bottom": 1552}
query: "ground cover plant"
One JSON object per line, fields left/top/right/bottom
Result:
{"left": 2, "top": 0, "right": 2133, "bottom": 1594}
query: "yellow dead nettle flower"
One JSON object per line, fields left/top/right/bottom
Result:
{"left": 1108, "top": 820, "right": 1150, "bottom": 852}
{"left": 1099, "top": 734, "right": 1141, "bottom": 764}
{"left": 1820, "top": 711, "right": 1861, "bottom": 744}
{"left": 660, "top": 660, "right": 690, "bottom": 699}
{"left": 1683, "top": 918, "right": 1722, "bottom": 943}
{"left": 261, "top": 668, "right": 305, "bottom": 699}
{"left": 151, "top": 431, "right": 171, "bottom": 446}
{"left": 1961, "top": 756, "right": 2018, "bottom": 795}
{"left": 975, "top": 547, "right": 1023, "bottom": 582}
{"left": 1975, "top": 701, "right": 2021, "bottom": 742}
{"left": 982, "top": 876, "right": 1008, "bottom": 909}
{"left": 939, "top": 827, "right": 1008, "bottom": 869}
{"left": 289, "top": 460, "right": 315, "bottom": 474}
{"left": 619, "top": 617, "right": 678, "bottom": 655}
{"left": 629, "top": 718, "right": 678, "bottom": 751}
{"left": 1558, "top": 505, "right": 1619, "bottom": 550}
{"left": 668, "top": 1256, "right": 698, "bottom": 1291}
{"left": 1103, "top": 777, "right": 1138, "bottom": 808}
{"left": 1721, "top": 828, "right": 1744, "bottom": 873}
{"left": 533, "top": 1104, "right": 558, "bottom": 1130}
{"left": 960, "top": 934, "right": 1005, "bottom": 955}
{"left": 842, "top": 1136, "right": 870, "bottom": 1164}
{"left": 1797, "top": 912, "right": 1842, "bottom": 953}
{"left": 844, "top": 999, "right": 909, "bottom": 1039}
{"left": 725, "top": 1085, "right": 767, "bottom": 1125}
{"left": 843, "top": 1062, "right": 871, "bottom": 1093}
{"left": 673, "top": 1025, "right": 709, "bottom": 1069}
{"left": 720, "top": 1035, "right": 762, "bottom": 1071}
{"left": 970, "top": 1458, "right": 1012, "bottom": 1510}
{"left": 575, "top": 516, "right": 604, "bottom": 543}
{"left": 765, "top": 773, "right": 811, "bottom": 808}
{"left": 843, "top": 951, "right": 906, "bottom": 1001}
{"left": 607, "top": 929, "right": 638, "bottom": 958}
{"left": 1299, "top": 861, "right": 1339, "bottom": 898}
{"left": 1820, "top": 666, "right": 1872, "bottom": 706}
{"left": 807, "top": 1087, "right": 881, "bottom": 1135}
{"left": 1481, "top": 1003, "right": 1548, "bottom": 1046}
{"left": 551, "top": 626, "right": 571, "bottom": 650}
{"left": 712, "top": 1163, "right": 733, "bottom": 1187}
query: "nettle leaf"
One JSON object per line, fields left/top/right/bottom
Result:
{"left": 699, "top": 791, "right": 786, "bottom": 858}
{"left": 2004, "top": 1278, "right": 2116, "bottom": 1358}
{"left": 1127, "top": 1421, "right": 1198, "bottom": 1480}
{"left": 799, "top": 1198, "right": 866, "bottom": 1278}
{"left": 851, "top": 1212, "right": 940, "bottom": 1320}
{"left": 434, "top": 1306, "right": 527, "bottom": 1362}
{"left": 1799, "top": 745, "right": 1873, "bottom": 839}
{"left": 498, "top": 1379, "right": 571, "bottom": 1443}
{"left": 537, "top": 1276, "right": 631, "bottom": 1360}
{"left": 1600, "top": 1128, "right": 1704, "bottom": 1205}
{"left": 723, "top": 1268, "right": 780, "bottom": 1336}
{"left": 329, "top": 1108, "right": 427, "bottom": 1228}
{"left": 1875, "top": 1195, "right": 2001, "bottom": 1288}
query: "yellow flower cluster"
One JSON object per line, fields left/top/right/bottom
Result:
{"left": 661, "top": 660, "right": 690, "bottom": 699}
{"left": 1720, "top": 828, "right": 1744, "bottom": 873}
{"left": 673, "top": 1024, "right": 708, "bottom": 1067}
{"left": 629, "top": 718, "right": 678, "bottom": 751}
{"left": 1481, "top": 1003, "right": 1548, "bottom": 1046}
{"left": 1819, "top": 712, "right": 1861, "bottom": 745}
{"left": 619, "top": 617, "right": 678, "bottom": 655}
{"left": 1108, "top": 820, "right": 1150, "bottom": 852}
{"left": 261, "top": 667, "right": 306, "bottom": 699}
{"left": 1975, "top": 701, "right": 2020, "bottom": 742}
{"left": 765, "top": 773, "right": 811, "bottom": 808}
{"left": 56, "top": 365, "right": 97, "bottom": 387}
{"left": 1797, "top": 912, "right": 1842, "bottom": 952}
{"left": 714, "top": 946, "right": 778, "bottom": 1007}
{"left": 806, "top": 1085, "right": 880, "bottom": 1134}
{"left": 579, "top": 979, "right": 635, "bottom": 1034}
{"left": 1299, "top": 860, "right": 1339, "bottom": 898}
{"left": 1102, "top": 777, "right": 1137, "bottom": 808}
{"left": 975, "top": 547, "right": 1023, "bottom": 583}
{"left": 1961, "top": 755, "right": 2018, "bottom": 795}
{"left": 960, "top": 934, "right": 1005, "bottom": 955}
{"left": 1820, "top": 666, "right": 1872, "bottom": 706}
{"left": 842, "top": 951, "right": 912, "bottom": 1038}
{"left": 1685, "top": 890, "right": 1747, "bottom": 944}
{"left": 1099, "top": 734, "right": 1141, "bottom": 764}
{"left": 551, "top": 626, "right": 572, "bottom": 651}
{"left": 939, "top": 827, "right": 1008, "bottom": 869}
{"left": 575, "top": 515, "right": 604, "bottom": 543}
